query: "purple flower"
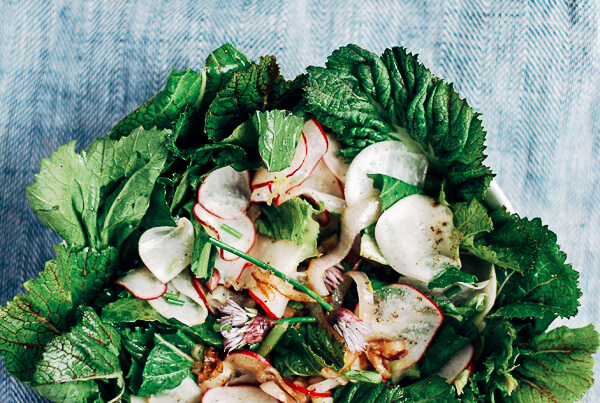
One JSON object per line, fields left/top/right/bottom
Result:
{"left": 217, "top": 298, "right": 272, "bottom": 352}
{"left": 324, "top": 264, "right": 345, "bottom": 292}
{"left": 327, "top": 308, "right": 372, "bottom": 353}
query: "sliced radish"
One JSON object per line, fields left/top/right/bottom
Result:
{"left": 201, "top": 386, "right": 277, "bottom": 403}
{"left": 369, "top": 284, "right": 443, "bottom": 375}
{"left": 308, "top": 196, "right": 381, "bottom": 296}
{"left": 344, "top": 140, "right": 428, "bottom": 206}
{"left": 139, "top": 217, "right": 195, "bottom": 283}
{"left": 115, "top": 267, "right": 168, "bottom": 300}
{"left": 147, "top": 376, "right": 202, "bottom": 402}
{"left": 171, "top": 269, "right": 209, "bottom": 307}
{"left": 277, "top": 160, "right": 346, "bottom": 213}
{"left": 193, "top": 203, "right": 256, "bottom": 261}
{"left": 214, "top": 255, "right": 247, "bottom": 285}
{"left": 243, "top": 236, "right": 310, "bottom": 319}
{"left": 322, "top": 131, "right": 349, "bottom": 185}
{"left": 283, "top": 380, "right": 332, "bottom": 398}
{"left": 198, "top": 166, "right": 252, "bottom": 219}
{"left": 251, "top": 119, "right": 328, "bottom": 204}
{"left": 437, "top": 342, "right": 474, "bottom": 383}
{"left": 191, "top": 276, "right": 238, "bottom": 315}
{"left": 147, "top": 285, "right": 209, "bottom": 327}
{"left": 375, "top": 195, "right": 461, "bottom": 283}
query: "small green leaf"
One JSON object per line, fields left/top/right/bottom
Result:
{"left": 368, "top": 173, "right": 423, "bottom": 211}
{"left": 428, "top": 268, "right": 478, "bottom": 290}
{"left": 254, "top": 109, "right": 304, "bottom": 171}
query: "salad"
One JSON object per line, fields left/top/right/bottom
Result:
{"left": 0, "top": 43, "right": 597, "bottom": 403}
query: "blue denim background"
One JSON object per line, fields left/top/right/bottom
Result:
{"left": 1, "top": 0, "right": 598, "bottom": 401}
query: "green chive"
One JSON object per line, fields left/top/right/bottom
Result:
{"left": 220, "top": 223, "right": 243, "bottom": 239}
{"left": 208, "top": 237, "right": 334, "bottom": 312}
{"left": 166, "top": 298, "right": 185, "bottom": 306}
{"left": 164, "top": 292, "right": 180, "bottom": 299}
{"left": 276, "top": 317, "right": 317, "bottom": 324}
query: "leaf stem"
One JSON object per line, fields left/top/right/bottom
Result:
{"left": 207, "top": 237, "right": 334, "bottom": 311}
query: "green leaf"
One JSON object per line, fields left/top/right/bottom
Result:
{"left": 190, "top": 218, "right": 217, "bottom": 280}
{"left": 255, "top": 197, "right": 321, "bottom": 255}
{"left": 342, "top": 370, "right": 383, "bottom": 383}
{"left": 108, "top": 68, "right": 206, "bottom": 140}
{"left": 368, "top": 173, "right": 423, "bottom": 211}
{"left": 304, "top": 44, "right": 493, "bottom": 200}
{"left": 480, "top": 210, "right": 581, "bottom": 319}
{"left": 452, "top": 198, "right": 493, "bottom": 241}
{"left": 271, "top": 324, "right": 345, "bottom": 377}
{"left": 32, "top": 307, "right": 124, "bottom": 403}
{"left": 101, "top": 298, "right": 165, "bottom": 324}
{"left": 255, "top": 109, "right": 304, "bottom": 171}
{"left": 140, "top": 180, "right": 177, "bottom": 229}
{"left": 428, "top": 268, "right": 478, "bottom": 290}
{"left": 27, "top": 127, "right": 171, "bottom": 249}
{"left": 332, "top": 376, "right": 458, "bottom": 403}
{"left": 509, "top": 325, "right": 599, "bottom": 403}
{"left": 204, "top": 43, "right": 254, "bottom": 102}
{"left": 205, "top": 55, "right": 304, "bottom": 142}
{"left": 138, "top": 332, "right": 194, "bottom": 396}
{"left": 0, "top": 245, "right": 118, "bottom": 381}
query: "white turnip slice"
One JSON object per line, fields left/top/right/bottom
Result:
{"left": 138, "top": 217, "right": 195, "bottom": 283}
{"left": 322, "top": 131, "right": 349, "bottom": 184}
{"left": 375, "top": 194, "right": 461, "bottom": 283}
{"left": 344, "top": 140, "right": 428, "bottom": 206}
{"left": 115, "top": 267, "right": 167, "bottom": 300}
{"left": 146, "top": 376, "right": 202, "bottom": 402}
{"left": 201, "top": 386, "right": 277, "bottom": 403}
{"left": 308, "top": 196, "right": 381, "bottom": 296}
{"left": 197, "top": 166, "right": 252, "bottom": 219}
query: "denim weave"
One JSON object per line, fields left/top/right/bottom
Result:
{"left": 1, "top": 1, "right": 599, "bottom": 401}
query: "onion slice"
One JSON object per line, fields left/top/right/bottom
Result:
{"left": 345, "top": 271, "right": 375, "bottom": 322}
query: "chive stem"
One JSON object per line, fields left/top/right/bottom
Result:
{"left": 220, "top": 223, "right": 243, "bottom": 239}
{"left": 166, "top": 298, "right": 185, "bottom": 306}
{"left": 276, "top": 317, "right": 317, "bottom": 324}
{"left": 164, "top": 292, "right": 180, "bottom": 299}
{"left": 207, "top": 237, "right": 334, "bottom": 311}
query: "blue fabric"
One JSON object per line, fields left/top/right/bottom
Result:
{"left": 1, "top": 0, "right": 598, "bottom": 401}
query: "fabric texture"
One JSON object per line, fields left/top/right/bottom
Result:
{"left": 0, "top": 0, "right": 599, "bottom": 401}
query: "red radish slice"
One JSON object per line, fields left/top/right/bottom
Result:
{"left": 214, "top": 255, "right": 247, "bottom": 284}
{"left": 374, "top": 194, "right": 461, "bottom": 283}
{"left": 147, "top": 285, "right": 209, "bottom": 327}
{"left": 243, "top": 236, "right": 311, "bottom": 319}
{"left": 171, "top": 269, "right": 209, "bottom": 307}
{"left": 193, "top": 203, "right": 256, "bottom": 261}
{"left": 138, "top": 217, "right": 195, "bottom": 283}
{"left": 369, "top": 284, "right": 443, "bottom": 376}
{"left": 191, "top": 275, "right": 216, "bottom": 314}
{"left": 227, "top": 350, "right": 272, "bottom": 368}
{"left": 322, "top": 131, "right": 349, "bottom": 184}
{"left": 276, "top": 160, "right": 346, "bottom": 213}
{"left": 147, "top": 376, "right": 202, "bottom": 402}
{"left": 115, "top": 267, "right": 167, "bottom": 300}
{"left": 201, "top": 386, "right": 277, "bottom": 403}
{"left": 251, "top": 119, "right": 328, "bottom": 204}
{"left": 198, "top": 166, "right": 252, "bottom": 219}
{"left": 308, "top": 196, "right": 382, "bottom": 296}
{"left": 191, "top": 276, "right": 237, "bottom": 315}
{"left": 283, "top": 380, "right": 332, "bottom": 398}
{"left": 344, "top": 140, "right": 428, "bottom": 206}
{"left": 437, "top": 342, "right": 474, "bottom": 383}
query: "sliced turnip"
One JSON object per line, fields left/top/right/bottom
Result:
{"left": 116, "top": 267, "right": 168, "bottom": 300}
{"left": 260, "top": 381, "right": 295, "bottom": 403}
{"left": 322, "top": 131, "right": 349, "bottom": 185}
{"left": 344, "top": 140, "right": 428, "bottom": 206}
{"left": 147, "top": 285, "right": 209, "bottom": 327}
{"left": 308, "top": 196, "right": 382, "bottom": 296}
{"left": 214, "top": 255, "right": 248, "bottom": 285}
{"left": 198, "top": 166, "right": 252, "bottom": 219}
{"left": 375, "top": 195, "right": 461, "bottom": 283}
{"left": 484, "top": 180, "right": 515, "bottom": 214}
{"left": 437, "top": 342, "right": 474, "bottom": 383}
{"left": 369, "top": 284, "right": 443, "bottom": 376}
{"left": 201, "top": 386, "right": 277, "bottom": 403}
{"left": 278, "top": 160, "right": 346, "bottom": 213}
{"left": 251, "top": 119, "right": 328, "bottom": 204}
{"left": 139, "top": 217, "right": 195, "bottom": 283}
{"left": 193, "top": 203, "right": 256, "bottom": 261}
{"left": 147, "top": 376, "right": 202, "bottom": 402}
